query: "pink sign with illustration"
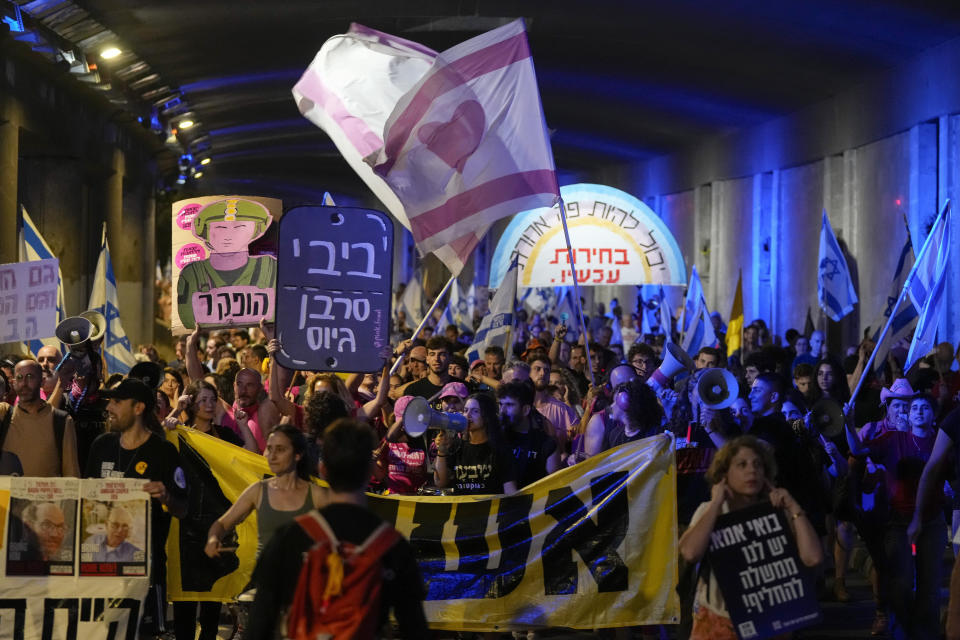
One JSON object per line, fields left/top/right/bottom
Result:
{"left": 171, "top": 195, "right": 281, "bottom": 333}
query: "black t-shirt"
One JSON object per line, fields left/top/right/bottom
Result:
{"left": 452, "top": 439, "right": 516, "bottom": 495}
{"left": 246, "top": 502, "right": 428, "bottom": 640}
{"left": 84, "top": 431, "right": 188, "bottom": 567}
{"left": 600, "top": 409, "right": 647, "bottom": 451}
{"left": 504, "top": 424, "right": 556, "bottom": 488}
{"left": 404, "top": 375, "right": 465, "bottom": 407}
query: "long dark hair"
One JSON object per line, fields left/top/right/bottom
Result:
{"left": 267, "top": 424, "right": 313, "bottom": 480}
{"left": 467, "top": 392, "right": 505, "bottom": 451}
{"left": 184, "top": 380, "right": 219, "bottom": 426}
{"left": 816, "top": 356, "right": 849, "bottom": 404}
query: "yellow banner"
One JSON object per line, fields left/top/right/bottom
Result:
{"left": 165, "top": 428, "right": 271, "bottom": 602}
{"left": 165, "top": 429, "right": 679, "bottom": 630}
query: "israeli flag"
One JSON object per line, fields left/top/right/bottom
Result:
{"left": 398, "top": 276, "right": 424, "bottom": 327}
{"left": 659, "top": 284, "right": 675, "bottom": 342}
{"left": 905, "top": 203, "right": 951, "bottom": 371}
{"left": 451, "top": 282, "right": 477, "bottom": 333}
{"left": 680, "top": 266, "right": 718, "bottom": 357}
{"left": 869, "top": 235, "right": 917, "bottom": 369}
{"left": 18, "top": 206, "right": 66, "bottom": 356}
{"left": 88, "top": 225, "right": 137, "bottom": 374}
{"left": 466, "top": 260, "right": 518, "bottom": 363}
{"left": 817, "top": 211, "right": 858, "bottom": 322}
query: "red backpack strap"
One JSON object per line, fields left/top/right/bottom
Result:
{"left": 294, "top": 511, "right": 340, "bottom": 547}
{"left": 346, "top": 522, "right": 401, "bottom": 565}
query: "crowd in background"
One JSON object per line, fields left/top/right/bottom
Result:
{"left": 2, "top": 290, "right": 960, "bottom": 639}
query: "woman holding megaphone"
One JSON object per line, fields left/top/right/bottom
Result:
{"left": 433, "top": 393, "right": 517, "bottom": 495}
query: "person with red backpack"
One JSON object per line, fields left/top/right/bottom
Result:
{"left": 245, "top": 418, "right": 429, "bottom": 640}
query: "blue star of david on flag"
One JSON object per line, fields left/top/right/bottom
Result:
{"left": 89, "top": 225, "right": 137, "bottom": 374}
{"left": 817, "top": 211, "right": 858, "bottom": 321}
{"left": 818, "top": 257, "right": 840, "bottom": 282}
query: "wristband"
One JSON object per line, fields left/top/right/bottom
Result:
{"left": 791, "top": 510, "right": 806, "bottom": 520}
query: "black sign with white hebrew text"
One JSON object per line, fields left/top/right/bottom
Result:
{"left": 706, "top": 502, "right": 821, "bottom": 640}
{"left": 275, "top": 205, "right": 392, "bottom": 372}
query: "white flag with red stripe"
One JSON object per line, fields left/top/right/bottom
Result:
{"left": 294, "top": 20, "right": 559, "bottom": 275}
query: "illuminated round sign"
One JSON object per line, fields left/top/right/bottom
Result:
{"left": 489, "top": 183, "right": 686, "bottom": 288}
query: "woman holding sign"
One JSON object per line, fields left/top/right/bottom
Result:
{"left": 679, "top": 436, "right": 822, "bottom": 640}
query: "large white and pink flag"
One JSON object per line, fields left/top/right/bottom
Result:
{"left": 293, "top": 20, "right": 560, "bottom": 275}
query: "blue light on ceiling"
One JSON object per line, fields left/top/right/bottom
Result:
{"left": 181, "top": 69, "right": 302, "bottom": 94}
{"left": 208, "top": 118, "right": 309, "bottom": 138}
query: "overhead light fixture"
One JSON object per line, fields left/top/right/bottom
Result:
{"left": 178, "top": 119, "right": 195, "bottom": 129}
{"left": 200, "top": 157, "right": 211, "bottom": 165}
{"left": 100, "top": 47, "right": 122, "bottom": 60}
{"left": 194, "top": 171, "right": 204, "bottom": 179}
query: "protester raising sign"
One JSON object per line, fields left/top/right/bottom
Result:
{"left": 707, "top": 502, "right": 821, "bottom": 640}
{"left": 170, "top": 195, "right": 282, "bottom": 333}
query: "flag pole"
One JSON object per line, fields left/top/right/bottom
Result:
{"left": 677, "top": 277, "right": 689, "bottom": 347}
{"left": 390, "top": 275, "right": 456, "bottom": 376}
{"left": 848, "top": 199, "right": 950, "bottom": 406}
{"left": 557, "top": 198, "right": 595, "bottom": 386}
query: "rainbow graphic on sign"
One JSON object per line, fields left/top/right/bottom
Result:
{"left": 489, "top": 183, "right": 686, "bottom": 289}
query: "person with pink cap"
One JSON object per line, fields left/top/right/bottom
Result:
{"left": 438, "top": 382, "right": 468, "bottom": 414}
{"left": 373, "top": 396, "right": 429, "bottom": 495}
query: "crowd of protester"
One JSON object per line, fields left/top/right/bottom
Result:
{"left": 2, "top": 295, "right": 960, "bottom": 639}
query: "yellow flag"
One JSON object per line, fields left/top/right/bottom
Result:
{"left": 726, "top": 269, "right": 744, "bottom": 354}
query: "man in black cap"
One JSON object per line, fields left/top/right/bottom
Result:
{"left": 85, "top": 378, "right": 188, "bottom": 635}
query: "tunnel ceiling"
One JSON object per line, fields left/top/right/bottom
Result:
{"left": 25, "top": 0, "right": 960, "bottom": 201}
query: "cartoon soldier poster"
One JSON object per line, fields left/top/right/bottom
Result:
{"left": 170, "top": 195, "right": 282, "bottom": 334}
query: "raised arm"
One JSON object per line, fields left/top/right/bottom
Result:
{"left": 185, "top": 324, "right": 206, "bottom": 383}
{"left": 679, "top": 482, "right": 729, "bottom": 564}
{"left": 266, "top": 339, "right": 296, "bottom": 417}
{"left": 362, "top": 362, "right": 392, "bottom": 420}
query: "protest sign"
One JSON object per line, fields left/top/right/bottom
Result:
{"left": 488, "top": 183, "right": 687, "bottom": 289}
{"left": 165, "top": 427, "right": 679, "bottom": 631}
{"left": 0, "top": 259, "right": 60, "bottom": 343}
{"left": 170, "top": 195, "right": 282, "bottom": 334}
{"left": 274, "top": 205, "right": 393, "bottom": 372}
{"left": 0, "top": 476, "right": 150, "bottom": 640}
{"left": 707, "top": 502, "right": 821, "bottom": 639}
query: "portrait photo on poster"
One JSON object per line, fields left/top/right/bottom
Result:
{"left": 6, "top": 496, "right": 77, "bottom": 576}
{"left": 79, "top": 498, "right": 148, "bottom": 576}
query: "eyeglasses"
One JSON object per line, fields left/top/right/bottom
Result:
{"left": 14, "top": 373, "right": 39, "bottom": 381}
{"left": 409, "top": 358, "right": 426, "bottom": 365}
{"left": 38, "top": 520, "right": 66, "bottom": 534}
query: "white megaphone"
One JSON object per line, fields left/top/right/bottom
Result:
{"left": 55, "top": 316, "right": 93, "bottom": 354}
{"left": 697, "top": 367, "right": 739, "bottom": 410}
{"left": 646, "top": 342, "right": 696, "bottom": 393}
{"left": 403, "top": 397, "right": 468, "bottom": 438}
